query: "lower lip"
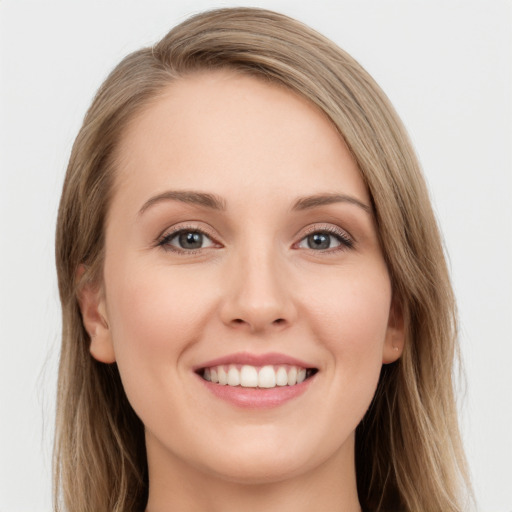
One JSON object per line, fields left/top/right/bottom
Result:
{"left": 197, "top": 374, "right": 315, "bottom": 409}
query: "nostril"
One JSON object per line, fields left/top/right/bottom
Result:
{"left": 228, "top": 317, "right": 287, "bottom": 330}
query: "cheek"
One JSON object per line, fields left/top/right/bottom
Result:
{"left": 108, "top": 261, "right": 210, "bottom": 339}
{"left": 304, "top": 263, "right": 391, "bottom": 348}
{"left": 302, "top": 265, "right": 391, "bottom": 406}
{"left": 103, "top": 262, "right": 215, "bottom": 393}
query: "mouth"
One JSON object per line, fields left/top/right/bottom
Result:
{"left": 194, "top": 353, "right": 319, "bottom": 408}
{"left": 196, "top": 364, "right": 318, "bottom": 389}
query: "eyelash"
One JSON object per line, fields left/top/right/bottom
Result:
{"left": 156, "top": 224, "right": 218, "bottom": 254}
{"left": 296, "top": 225, "right": 354, "bottom": 253}
{"left": 156, "top": 224, "right": 354, "bottom": 254}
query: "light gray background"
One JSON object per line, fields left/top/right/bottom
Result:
{"left": 1, "top": 1, "right": 511, "bottom": 510}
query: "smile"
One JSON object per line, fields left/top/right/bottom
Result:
{"left": 194, "top": 352, "right": 319, "bottom": 408}
{"left": 199, "top": 364, "right": 318, "bottom": 388}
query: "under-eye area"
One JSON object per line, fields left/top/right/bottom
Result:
{"left": 197, "top": 364, "right": 319, "bottom": 388}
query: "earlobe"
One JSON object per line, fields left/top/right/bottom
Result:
{"left": 76, "top": 266, "right": 116, "bottom": 364}
{"left": 382, "top": 297, "right": 405, "bottom": 364}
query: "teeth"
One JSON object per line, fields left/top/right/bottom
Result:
{"left": 287, "top": 366, "right": 297, "bottom": 386}
{"left": 202, "top": 364, "right": 314, "bottom": 388}
{"left": 240, "top": 365, "right": 258, "bottom": 387}
{"left": 227, "top": 365, "right": 240, "bottom": 386}
{"left": 276, "top": 367, "right": 288, "bottom": 386}
{"left": 258, "top": 365, "right": 276, "bottom": 388}
{"left": 218, "top": 366, "right": 228, "bottom": 385}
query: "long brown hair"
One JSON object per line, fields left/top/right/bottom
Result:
{"left": 54, "top": 8, "right": 472, "bottom": 511}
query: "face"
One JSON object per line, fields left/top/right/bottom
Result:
{"left": 82, "top": 71, "right": 403, "bottom": 485}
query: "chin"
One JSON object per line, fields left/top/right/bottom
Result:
{"left": 193, "top": 429, "right": 346, "bottom": 486}
{"left": 203, "top": 454, "right": 311, "bottom": 485}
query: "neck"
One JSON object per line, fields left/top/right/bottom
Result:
{"left": 144, "top": 433, "right": 361, "bottom": 512}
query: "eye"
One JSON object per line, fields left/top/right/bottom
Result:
{"left": 158, "top": 229, "right": 217, "bottom": 252}
{"left": 296, "top": 229, "right": 353, "bottom": 251}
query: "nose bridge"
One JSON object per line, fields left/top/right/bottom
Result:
{"left": 220, "top": 235, "right": 294, "bottom": 332}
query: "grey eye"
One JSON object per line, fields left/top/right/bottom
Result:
{"left": 308, "top": 233, "right": 332, "bottom": 249}
{"left": 298, "top": 231, "right": 342, "bottom": 250}
{"left": 178, "top": 231, "right": 204, "bottom": 249}
{"left": 160, "top": 230, "right": 216, "bottom": 251}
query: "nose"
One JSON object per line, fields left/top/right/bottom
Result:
{"left": 219, "top": 246, "right": 297, "bottom": 334}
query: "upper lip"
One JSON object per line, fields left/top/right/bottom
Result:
{"left": 194, "top": 352, "right": 317, "bottom": 370}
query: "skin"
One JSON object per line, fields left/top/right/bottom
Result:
{"left": 80, "top": 71, "right": 404, "bottom": 512}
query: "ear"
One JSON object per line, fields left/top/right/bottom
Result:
{"left": 76, "top": 265, "right": 116, "bottom": 363}
{"left": 382, "top": 296, "right": 405, "bottom": 364}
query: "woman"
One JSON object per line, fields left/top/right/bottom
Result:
{"left": 54, "top": 7, "right": 472, "bottom": 511}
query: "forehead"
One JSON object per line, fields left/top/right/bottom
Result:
{"left": 112, "top": 70, "right": 368, "bottom": 212}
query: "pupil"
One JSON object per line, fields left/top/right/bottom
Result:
{"left": 179, "top": 231, "right": 203, "bottom": 249}
{"left": 308, "top": 233, "right": 330, "bottom": 250}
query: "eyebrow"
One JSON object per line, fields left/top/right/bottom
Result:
{"left": 138, "top": 190, "right": 371, "bottom": 216}
{"left": 138, "top": 190, "right": 226, "bottom": 215}
{"left": 292, "top": 193, "right": 372, "bottom": 213}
